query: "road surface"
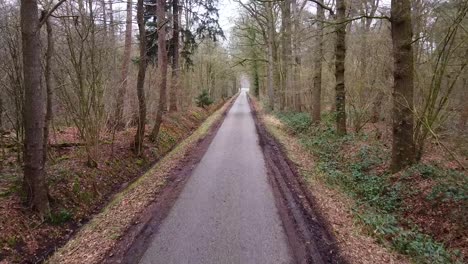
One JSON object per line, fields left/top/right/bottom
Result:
{"left": 139, "top": 91, "right": 293, "bottom": 264}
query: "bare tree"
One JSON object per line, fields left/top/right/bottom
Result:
{"left": 20, "top": 0, "right": 50, "bottom": 216}
{"left": 134, "top": 0, "right": 147, "bottom": 155}
{"left": 150, "top": 0, "right": 168, "bottom": 141}
{"left": 390, "top": 0, "right": 416, "bottom": 172}
{"left": 311, "top": 0, "right": 324, "bottom": 122}
{"left": 169, "top": 0, "right": 180, "bottom": 111}
{"left": 335, "top": 0, "right": 347, "bottom": 135}
{"left": 115, "top": 0, "right": 133, "bottom": 128}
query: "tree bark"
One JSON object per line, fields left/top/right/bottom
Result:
{"left": 134, "top": 0, "right": 147, "bottom": 156}
{"left": 390, "top": 0, "right": 416, "bottom": 172}
{"left": 335, "top": 0, "right": 347, "bottom": 135}
{"left": 280, "top": 0, "right": 292, "bottom": 110}
{"left": 115, "top": 0, "right": 133, "bottom": 129}
{"left": 150, "top": 0, "right": 169, "bottom": 141}
{"left": 311, "top": 0, "right": 324, "bottom": 122}
{"left": 169, "top": 0, "right": 180, "bottom": 111}
{"left": 21, "top": 0, "right": 50, "bottom": 216}
{"left": 266, "top": 1, "right": 275, "bottom": 110}
{"left": 43, "top": 12, "right": 54, "bottom": 165}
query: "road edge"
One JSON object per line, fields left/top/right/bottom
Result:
{"left": 47, "top": 94, "right": 238, "bottom": 264}
{"left": 247, "top": 94, "right": 348, "bottom": 264}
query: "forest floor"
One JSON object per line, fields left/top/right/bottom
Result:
{"left": 252, "top": 97, "right": 467, "bottom": 264}
{"left": 0, "top": 98, "right": 231, "bottom": 264}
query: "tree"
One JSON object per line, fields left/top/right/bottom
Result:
{"left": 150, "top": 0, "right": 169, "bottom": 141}
{"left": 280, "top": 0, "right": 292, "bottom": 110}
{"left": 390, "top": 0, "right": 416, "bottom": 172}
{"left": 169, "top": 0, "right": 180, "bottom": 111}
{"left": 115, "top": 0, "right": 133, "bottom": 129}
{"left": 20, "top": 0, "right": 50, "bottom": 216}
{"left": 134, "top": 0, "right": 148, "bottom": 155}
{"left": 311, "top": 0, "right": 324, "bottom": 122}
{"left": 335, "top": 0, "right": 347, "bottom": 135}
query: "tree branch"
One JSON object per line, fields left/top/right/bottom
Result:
{"left": 39, "top": 0, "right": 68, "bottom": 28}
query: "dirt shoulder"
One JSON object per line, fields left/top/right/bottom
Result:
{"left": 46, "top": 95, "right": 237, "bottom": 264}
{"left": 248, "top": 96, "right": 410, "bottom": 264}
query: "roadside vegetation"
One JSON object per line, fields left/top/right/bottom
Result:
{"left": 0, "top": 0, "right": 236, "bottom": 262}
{"left": 274, "top": 111, "right": 466, "bottom": 263}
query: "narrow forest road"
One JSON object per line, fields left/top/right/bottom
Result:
{"left": 139, "top": 91, "right": 294, "bottom": 264}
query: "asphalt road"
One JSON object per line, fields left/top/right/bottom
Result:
{"left": 139, "top": 91, "right": 293, "bottom": 264}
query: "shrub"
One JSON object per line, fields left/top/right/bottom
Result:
{"left": 195, "top": 90, "right": 214, "bottom": 108}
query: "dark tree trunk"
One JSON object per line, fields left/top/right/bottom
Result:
{"left": 43, "top": 13, "right": 54, "bottom": 165}
{"left": 280, "top": 0, "right": 292, "bottom": 110}
{"left": 150, "top": 0, "right": 169, "bottom": 141}
{"left": 335, "top": 0, "right": 347, "bottom": 135}
{"left": 390, "top": 0, "right": 416, "bottom": 172}
{"left": 115, "top": 0, "right": 133, "bottom": 129}
{"left": 134, "top": 0, "right": 148, "bottom": 156}
{"left": 311, "top": 0, "right": 324, "bottom": 123}
{"left": 169, "top": 0, "right": 180, "bottom": 111}
{"left": 21, "top": 0, "right": 50, "bottom": 216}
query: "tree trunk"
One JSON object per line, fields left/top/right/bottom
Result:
{"left": 101, "top": 0, "right": 107, "bottom": 35}
{"left": 311, "top": 0, "right": 324, "bottom": 122}
{"left": 266, "top": 1, "right": 275, "bottom": 110}
{"left": 21, "top": 0, "right": 50, "bottom": 216}
{"left": 109, "top": 0, "right": 115, "bottom": 40}
{"left": 169, "top": 0, "right": 180, "bottom": 111}
{"left": 335, "top": 0, "right": 347, "bottom": 135}
{"left": 134, "top": 0, "right": 147, "bottom": 156}
{"left": 43, "top": 13, "right": 54, "bottom": 165}
{"left": 150, "top": 0, "right": 169, "bottom": 141}
{"left": 280, "top": 0, "right": 292, "bottom": 111}
{"left": 115, "top": 0, "right": 133, "bottom": 129}
{"left": 390, "top": 0, "right": 416, "bottom": 172}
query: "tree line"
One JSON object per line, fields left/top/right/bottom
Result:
{"left": 1, "top": 0, "right": 232, "bottom": 217}
{"left": 232, "top": 0, "right": 467, "bottom": 171}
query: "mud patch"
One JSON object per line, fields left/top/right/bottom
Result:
{"left": 247, "top": 95, "right": 347, "bottom": 264}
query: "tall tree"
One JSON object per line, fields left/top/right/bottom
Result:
{"left": 115, "top": 0, "right": 133, "bottom": 128}
{"left": 311, "top": 0, "right": 324, "bottom": 122}
{"left": 169, "top": 0, "right": 180, "bottom": 111}
{"left": 280, "top": 0, "right": 292, "bottom": 110}
{"left": 150, "top": 0, "right": 169, "bottom": 141}
{"left": 335, "top": 0, "right": 347, "bottom": 135}
{"left": 134, "top": 0, "right": 148, "bottom": 155}
{"left": 20, "top": 0, "right": 49, "bottom": 216}
{"left": 390, "top": 0, "right": 415, "bottom": 172}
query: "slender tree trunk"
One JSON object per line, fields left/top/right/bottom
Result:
{"left": 109, "top": 0, "right": 115, "bottom": 41}
{"left": 101, "top": 0, "right": 107, "bottom": 35}
{"left": 43, "top": 13, "right": 54, "bottom": 165}
{"left": 134, "top": 0, "right": 147, "bottom": 155}
{"left": 150, "top": 0, "right": 169, "bottom": 141}
{"left": 169, "top": 0, "right": 180, "bottom": 111}
{"left": 21, "top": 0, "right": 50, "bottom": 216}
{"left": 390, "top": 0, "right": 416, "bottom": 172}
{"left": 335, "top": 0, "right": 347, "bottom": 135}
{"left": 311, "top": 0, "right": 324, "bottom": 122}
{"left": 280, "top": 0, "right": 292, "bottom": 110}
{"left": 266, "top": 2, "right": 275, "bottom": 110}
{"left": 115, "top": 0, "right": 133, "bottom": 129}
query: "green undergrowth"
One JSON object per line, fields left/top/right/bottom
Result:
{"left": 275, "top": 111, "right": 465, "bottom": 264}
